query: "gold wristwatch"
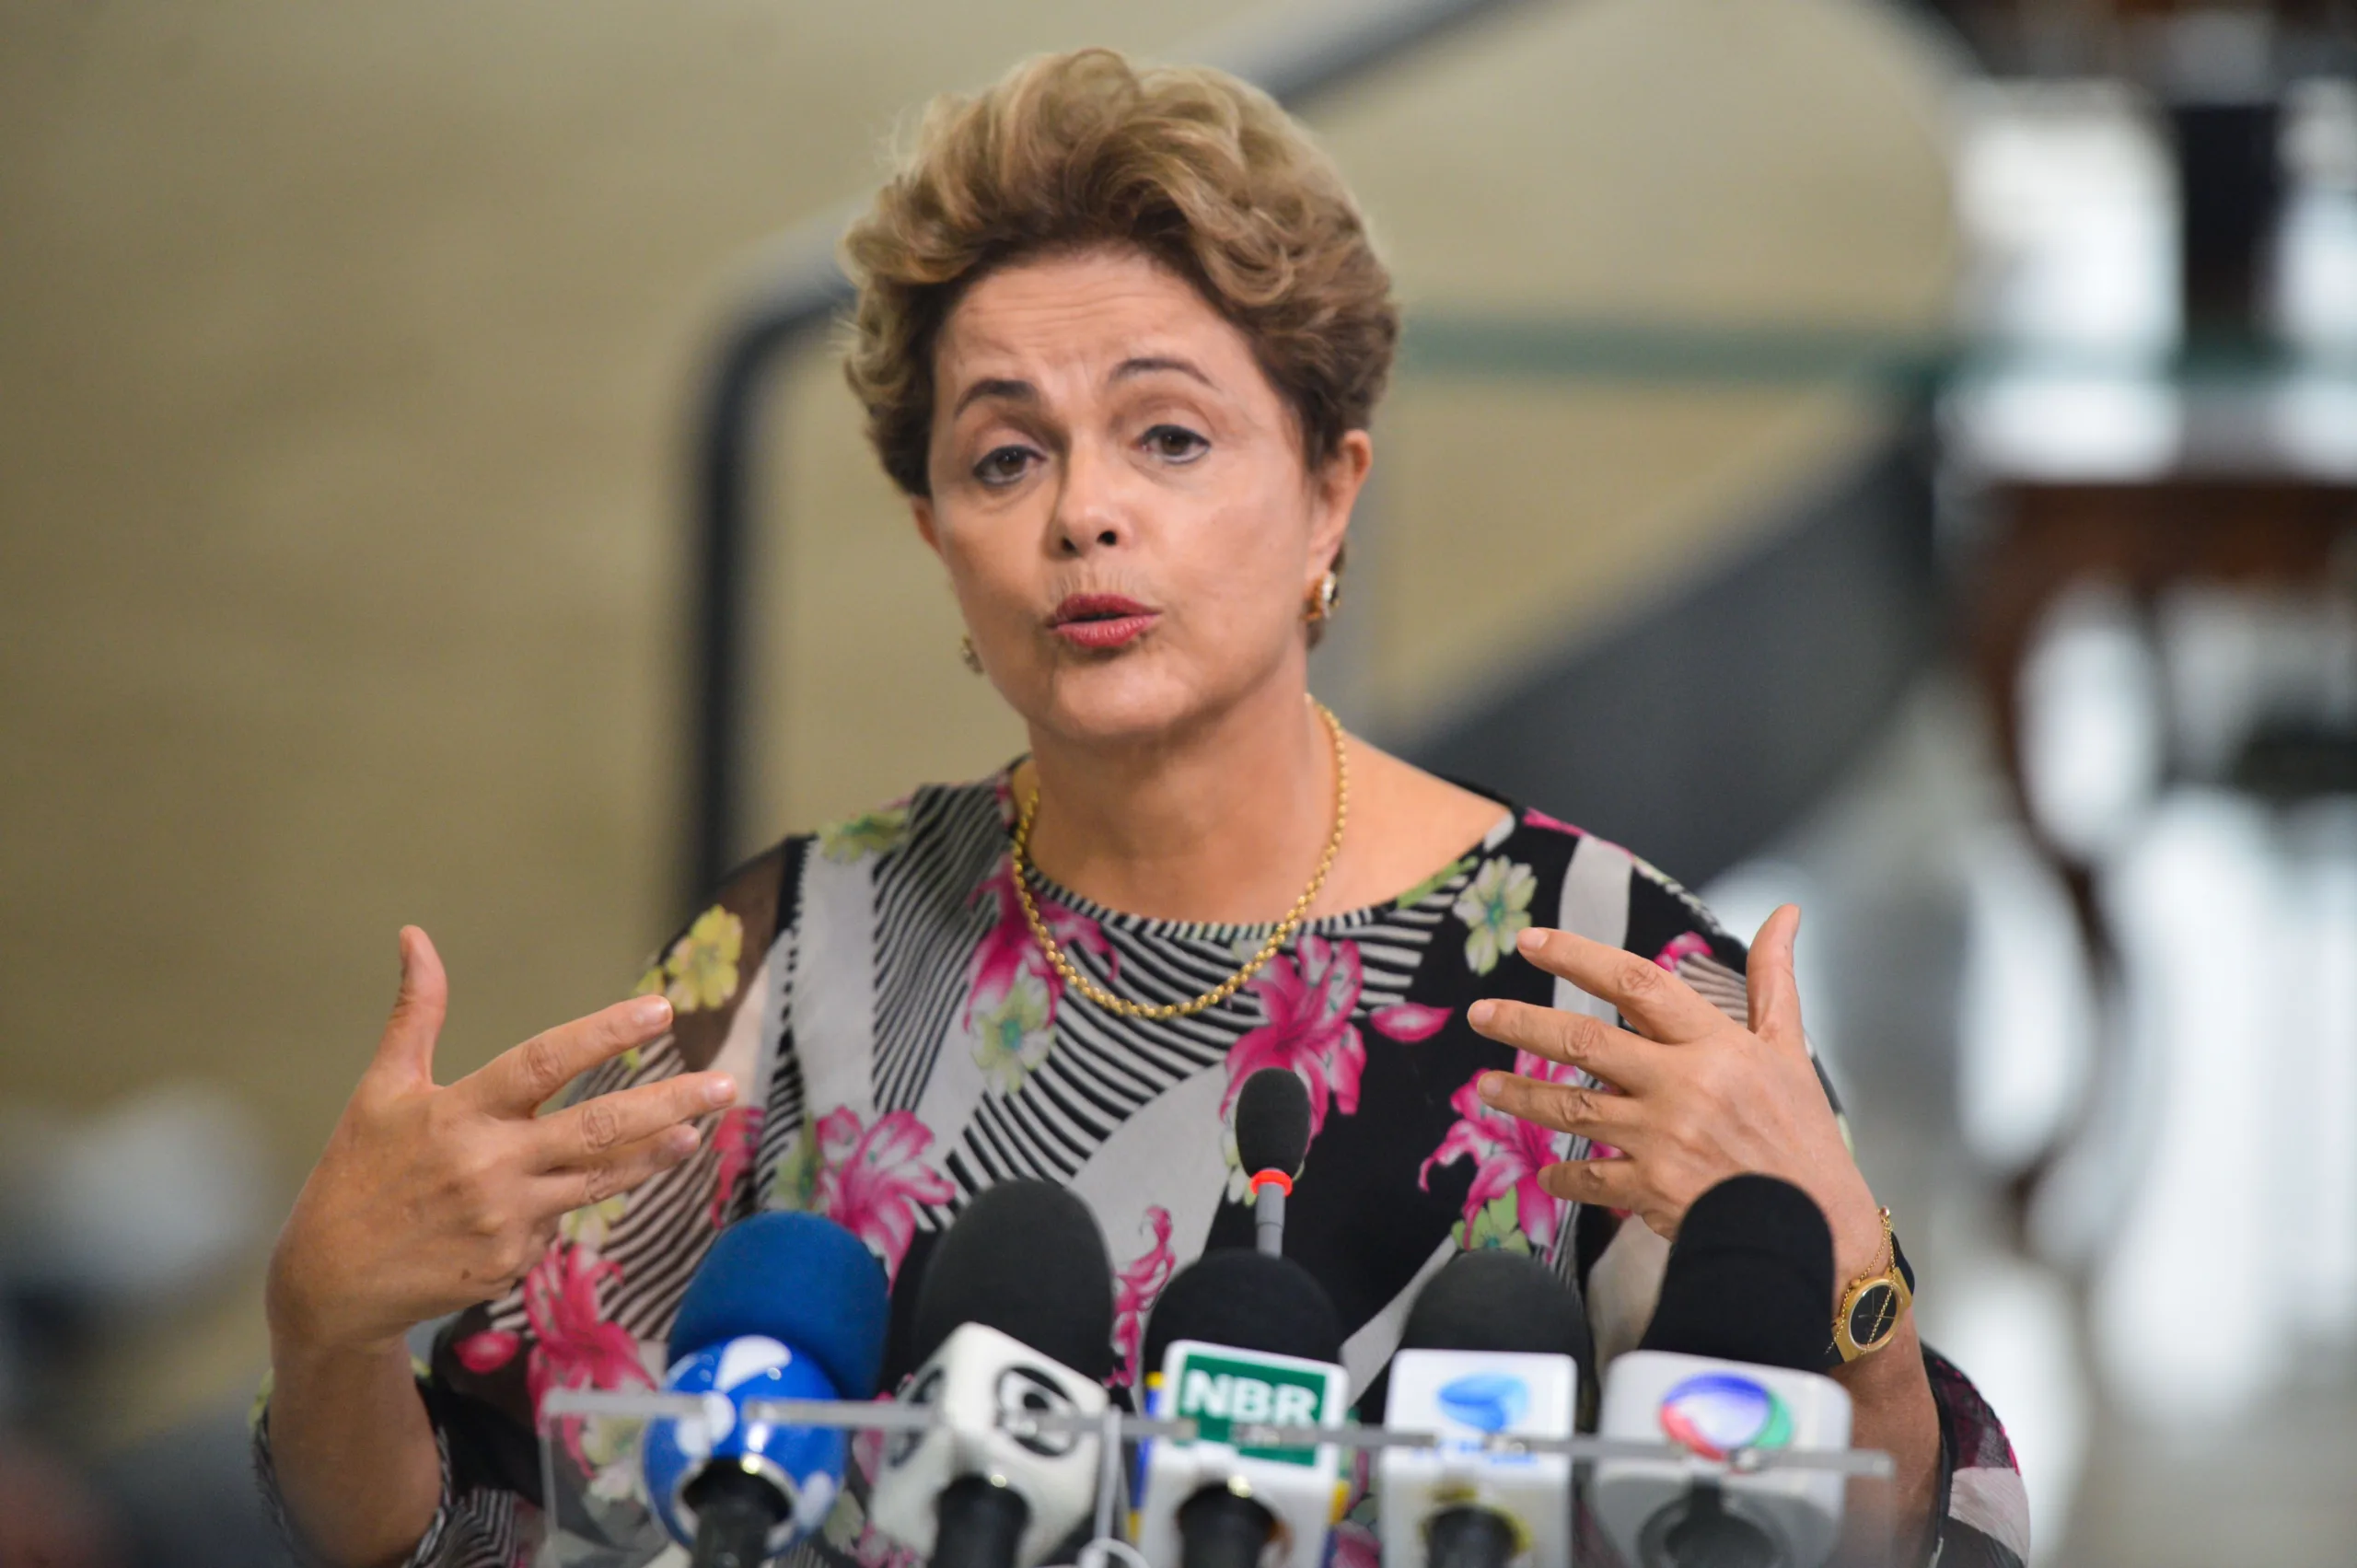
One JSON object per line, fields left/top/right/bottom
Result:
{"left": 1831, "top": 1206, "right": 1914, "bottom": 1365}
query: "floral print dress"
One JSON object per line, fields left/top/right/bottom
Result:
{"left": 254, "top": 772, "right": 2028, "bottom": 1567}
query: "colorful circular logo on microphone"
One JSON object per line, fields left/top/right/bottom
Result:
{"left": 1657, "top": 1373, "right": 1793, "bottom": 1459}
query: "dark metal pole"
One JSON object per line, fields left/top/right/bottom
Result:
{"left": 685, "top": 259, "right": 851, "bottom": 908}
{"left": 681, "top": 0, "right": 1537, "bottom": 909}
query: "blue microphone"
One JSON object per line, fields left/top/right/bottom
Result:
{"left": 641, "top": 1212, "right": 890, "bottom": 1567}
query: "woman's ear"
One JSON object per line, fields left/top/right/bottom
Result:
{"left": 910, "top": 494, "right": 943, "bottom": 559}
{"left": 1308, "top": 429, "right": 1374, "bottom": 574}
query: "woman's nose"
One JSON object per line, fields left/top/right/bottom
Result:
{"left": 1051, "top": 447, "right": 1131, "bottom": 555}
{"left": 1057, "top": 520, "right": 1122, "bottom": 554}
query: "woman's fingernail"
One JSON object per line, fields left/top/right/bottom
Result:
{"left": 636, "top": 996, "right": 673, "bottom": 1029}
{"left": 703, "top": 1075, "right": 736, "bottom": 1108}
{"left": 1478, "top": 1072, "right": 1504, "bottom": 1101}
{"left": 1516, "top": 927, "right": 1545, "bottom": 952}
{"left": 667, "top": 1125, "right": 700, "bottom": 1156}
{"left": 1469, "top": 1000, "right": 1494, "bottom": 1028}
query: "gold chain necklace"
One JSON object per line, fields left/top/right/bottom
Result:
{"left": 1009, "top": 699, "right": 1349, "bottom": 1021}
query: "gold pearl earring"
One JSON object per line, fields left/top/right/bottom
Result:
{"left": 1305, "top": 570, "right": 1341, "bottom": 623}
{"left": 959, "top": 633, "right": 983, "bottom": 673}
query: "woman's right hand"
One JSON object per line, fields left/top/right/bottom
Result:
{"left": 265, "top": 925, "right": 737, "bottom": 1358}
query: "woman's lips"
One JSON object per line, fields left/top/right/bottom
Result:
{"left": 1055, "top": 615, "right": 1155, "bottom": 649}
{"left": 1050, "top": 594, "right": 1158, "bottom": 650}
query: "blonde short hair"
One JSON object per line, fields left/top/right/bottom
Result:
{"left": 842, "top": 47, "right": 1399, "bottom": 500}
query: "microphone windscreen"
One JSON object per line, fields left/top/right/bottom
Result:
{"left": 1142, "top": 1249, "right": 1342, "bottom": 1375}
{"left": 1234, "top": 1068, "right": 1314, "bottom": 1179}
{"left": 1638, "top": 1174, "right": 1833, "bottom": 1372}
{"left": 666, "top": 1211, "right": 890, "bottom": 1398}
{"left": 1399, "top": 1249, "right": 1591, "bottom": 1363}
{"left": 909, "top": 1179, "right": 1118, "bottom": 1381}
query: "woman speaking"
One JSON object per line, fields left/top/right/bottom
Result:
{"left": 256, "top": 48, "right": 2022, "bottom": 1568}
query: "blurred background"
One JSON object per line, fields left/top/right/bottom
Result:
{"left": 3, "top": 0, "right": 2354, "bottom": 1561}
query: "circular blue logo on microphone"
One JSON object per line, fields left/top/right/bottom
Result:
{"left": 1436, "top": 1371, "right": 1530, "bottom": 1434}
{"left": 1657, "top": 1372, "right": 1794, "bottom": 1460}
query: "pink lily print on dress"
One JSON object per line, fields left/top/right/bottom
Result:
{"left": 811, "top": 1106, "right": 958, "bottom": 1282}
{"left": 452, "top": 1326, "right": 519, "bottom": 1376}
{"left": 450, "top": 1242, "right": 656, "bottom": 1472}
{"left": 1419, "top": 1051, "right": 1583, "bottom": 1252}
{"left": 1369, "top": 1001, "right": 1452, "bottom": 1042}
{"left": 1109, "top": 1206, "right": 1177, "bottom": 1388}
{"left": 1328, "top": 1522, "right": 1383, "bottom": 1568}
{"left": 706, "top": 1104, "right": 763, "bottom": 1229}
{"left": 1655, "top": 930, "right": 1713, "bottom": 971}
{"left": 1525, "top": 807, "right": 1641, "bottom": 867}
{"left": 964, "top": 855, "right": 1115, "bottom": 1034}
{"left": 1222, "top": 935, "right": 1366, "bottom": 1132}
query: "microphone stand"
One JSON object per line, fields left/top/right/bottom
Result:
{"left": 1249, "top": 1171, "right": 1289, "bottom": 1257}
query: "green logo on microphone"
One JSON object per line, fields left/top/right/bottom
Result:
{"left": 1167, "top": 1348, "right": 1340, "bottom": 1467}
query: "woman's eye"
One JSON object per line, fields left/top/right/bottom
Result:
{"left": 973, "top": 445, "right": 1035, "bottom": 486}
{"left": 1143, "top": 424, "right": 1208, "bottom": 462}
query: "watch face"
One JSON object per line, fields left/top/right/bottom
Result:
{"left": 1848, "top": 1281, "right": 1901, "bottom": 1351}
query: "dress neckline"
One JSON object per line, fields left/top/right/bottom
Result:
{"left": 985, "top": 765, "right": 1522, "bottom": 944}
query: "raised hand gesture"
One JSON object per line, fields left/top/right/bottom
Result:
{"left": 1465, "top": 905, "right": 1885, "bottom": 1282}
{"left": 266, "top": 926, "right": 736, "bottom": 1356}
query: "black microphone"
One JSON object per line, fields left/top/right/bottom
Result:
{"left": 867, "top": 1180, "right": 1117, "bottom": 1568}
{"left": 1136, "top": 1249, "right": 1347, "bottom": 1568}
{"left": 1399, "top": 1248, "right": 1592, "bottom": 1365}
{"left": 1233, "top": 1067, "right": 1314, "bottom": 1257}
{"left": 1139, "top": 1249, "right": 1343, "bottom": 1376}
{"left": 1638, "top": 1174, "right": 1833, "bottom": 1370}
{"left": 909, "top": 1178, "right": 1118, "bottom": 1380}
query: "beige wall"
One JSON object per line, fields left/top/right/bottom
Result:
{"left": 0, "top": 0, "right": 1955, "bottom": 1440}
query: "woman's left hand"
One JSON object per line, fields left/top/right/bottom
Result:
{"left": 1467, "top": 904, "right": 1885, "bottom": 1282}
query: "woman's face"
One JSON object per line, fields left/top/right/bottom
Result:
{"left": 911, "top": 246, "right": 1370, "bottom": 748}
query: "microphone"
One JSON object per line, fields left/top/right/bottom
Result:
{"left": 1376, "top": 1251, "right": 1585, "bottom": 1568}
{"left": 1233, "top": 1067, "right": 1313, "bottom": 1257}
{"left": 639, "top": 1211, "right": 890, "bottom": 1568}
{"left": 1134, "top": 1249, "right": 1349, "bottom": 1568}
{"left": 1592, "top": 1176, "right": 1856, "bottom": 1568}
{"left": 866, "top": 1180, "right": 1116, "bottom": 1568}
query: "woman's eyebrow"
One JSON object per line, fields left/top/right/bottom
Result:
{"left": 950, "top": 357, "right": 1212, "bottom": 418}
{"left": 1111, "top": 354, "right": 1214, "bottom": 389}
{"left": 949, "top": 376, "right": 1035, "bottom": 418}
